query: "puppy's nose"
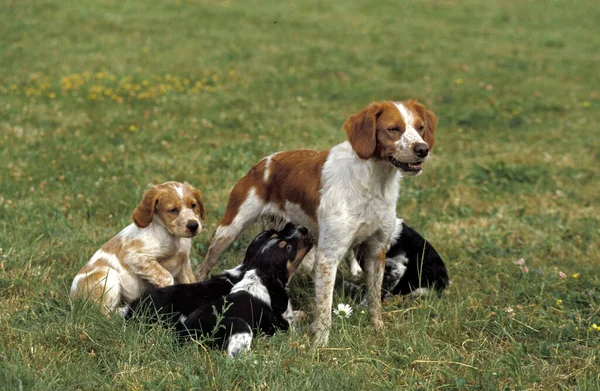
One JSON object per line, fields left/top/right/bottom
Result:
{"left": 413, "top": 143, "right": 429, "bottom": 158}
{"left": 186, "top": 221, "right": 199, "bottom": 233}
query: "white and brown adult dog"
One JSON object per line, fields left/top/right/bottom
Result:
{"left": 195, "top": 100, "right": 437, "bottom": 345}
{"left": 71, "top": 181, "right": 206, "bottom": 313}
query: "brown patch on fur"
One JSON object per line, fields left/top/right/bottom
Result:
{"left": 79, "top": 257, "right": 112, "bottom": 274}
{"left": 101, "top": 236, "right": 124, "bottom": 256}
{"left": 132, "top": 186, "right": 161, "bottom": 228}
{"left": 404, "top": 100, "right": 437, "bottom": 148}
{"left": 220, "top": 151, "right": 329, "bottom": 225}
{"left": 220, "top": 159, "right": 267, "bottom": 226}
{"left": 343, "top": 102, "right": 385, "bottom": 159}
{"left": 378, "top": 247, "right": 387, "bottom": 268}
{"left": 184, "top": 182, "right": 206, "bottom": 220}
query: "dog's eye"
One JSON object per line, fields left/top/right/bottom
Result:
{"left": 388, "top": 127, "right": 400, "bottom": 132}
{"left": 191, "top": 203, "right": 197, "bottom": 209}
{"left": 417, "top": 125, "right": 425, "bottom": 132}
{"left": 286, "top": 244, "right": 292, "bottom": 252}
{"left": 168, "top": 207, "right": 179, "bottom": 214}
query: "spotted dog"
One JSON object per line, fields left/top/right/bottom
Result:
{"left": 71, "top": 181, "right": 205, "bottom": 313}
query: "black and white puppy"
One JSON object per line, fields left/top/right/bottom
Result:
{"left": 123, "top": 223, "right": 300, "bottom": 323}
{"left": 177, "top": 225, "right": 312, "bottom": 357}
{"left": 350, "top": 218, "right": 449, "bottom": 301}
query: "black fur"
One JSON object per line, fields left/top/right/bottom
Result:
{"left": 124, "top": 223, "right": 301, "bottom": 323}
{"left": 176, "top": 228, "right": 310, "bottom": 354}
{"left": 350, "top": 220, "right": 449, "bottom": 301}
{"left": 382, "top": 221, "right": 449, "bottom": 298}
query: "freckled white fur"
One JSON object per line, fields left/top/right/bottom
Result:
{"left": 393, "top": 102, "right": 427, "bottom": 162}
{"left": 230, "top": 270, "right": 271, "bottom": 308}
{"left": 227, "top": 331, "right": 253, "bottom": 358}
{"left": 71, "top": 184, "right": 200, "bottom": 313}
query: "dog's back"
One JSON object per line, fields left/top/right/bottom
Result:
{"left": 384, "top": 221, "right": 449, "bottom": 297}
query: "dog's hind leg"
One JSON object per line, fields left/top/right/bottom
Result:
{"left": 196, "top": 186, "right": 266, "bottom": 281}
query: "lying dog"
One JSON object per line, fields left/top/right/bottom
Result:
{"left": 70, "top": 181, "right": 205, "bottom": 313}
{"left": 127, "top": 224, "right": 312, "bottom": 358}
{"left": 125, "top": 223, "right": 300, "bottom": 323}
{"left": 348, "top": 218, "right": 449, "bottom": 302}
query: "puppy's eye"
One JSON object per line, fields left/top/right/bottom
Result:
{"left": 388, "top": 127, "right": 400, "bottom": 132}
{"left": 417, "top": 125, "right": 425, "bottom": 132}
{"left": 191, "top": 203, "right": 197, "bottom": 209}
{"left": 286, "top": 244, "right": 292, "bottom": 252}
{"left": 168, "top": 207, "right": 179, "bottom": 214}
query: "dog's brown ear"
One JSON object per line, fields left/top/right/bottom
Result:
{"left": 343, "top": 102, "right": 383, "bottom": 160}
{"left": 185, "top": 182, "right": 206, "bottom": 220}
{"left": 132, "top": 186, "right": 161, "bottom": 228}
{"left": 406, "top": 100, "right": 437, "bottom": 148}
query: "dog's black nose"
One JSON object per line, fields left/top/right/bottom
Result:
{"left": 298, "top": 227, "right": 308, "bottom": 236}
{"left": 187, "top": 221, "right": 199, "bottom": 232}
{"left": 413, "top": 143, "right": 429, "bottom": 158}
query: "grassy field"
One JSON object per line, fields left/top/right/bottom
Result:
{"left": 1, "top": 0, "right": 599, "bottom": 389}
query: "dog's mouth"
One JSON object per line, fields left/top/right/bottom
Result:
{"left": 288, "top": 227, "right": 314, "bottom": 271}
{"left": 388, "top": 156, "right": 423, "bottom": 173}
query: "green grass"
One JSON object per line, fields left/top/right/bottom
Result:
{"left": 1, "top": 0, "right": 599, "bottom": 389}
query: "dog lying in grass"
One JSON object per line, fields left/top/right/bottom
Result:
{"left": 126, "top": 223, "right": 312, "bottom": 357}
{"left": 347, "top": 218, "right": 449, "bottom": 302}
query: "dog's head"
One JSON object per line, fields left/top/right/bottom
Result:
{"left": 246, "top": 223, "right": 313, "bottom": 285}
{"left": 132, "top": 181, "right": 206, "bottom": 237}
{"left": 343, "top": 100, "right": 437, "bottom": 176}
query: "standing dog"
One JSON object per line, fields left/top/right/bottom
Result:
{"left": 195, "top": 100, "right": 437, "bottom": 346}
{"left": 71, "top": 181, "right": 205, "bottom": 313}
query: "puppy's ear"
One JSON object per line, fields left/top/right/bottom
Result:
{"left": 343, "top": 102, "right": 383, "bottom": 160}
{"left": 185, "top": 182, "right": 206, "bottom": 220}
{"left": 132, "top": 186, "right": 161, "bottom": 228}
{"left": 406, "top": 100, "right": 437, "bottom": 148}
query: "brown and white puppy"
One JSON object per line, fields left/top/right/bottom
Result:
{"left": 71, "top": 181, "right": 206, "bottom": 313}
{"left": 195, "top": 100, "right": 437, "bottom": 346}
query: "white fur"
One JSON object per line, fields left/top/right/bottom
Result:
{"left": 393, "top": 102, "right": 428, "bottom": 163}
{"left": 263, "top": 154, "right": 277, "bottom": 182}
{"left": 174, "top": 183, "right": 184, "bottom": 199}
{"left": 201, "top": 102, "right": 426, "bottom": 346}
{"left": 71, "top": 183, "right": 200, "bottom": 313}
{"left": 227, "top": 331, "right": 253, "bottom": 358}
{"left": 230, "top": 270, "right": 271, "bottom": 308}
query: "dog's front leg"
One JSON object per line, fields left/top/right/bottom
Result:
{"left": 128, "top": 257, "right": 175, "bottom": 288}
{"left": 176, "top": 259, "right": 197, "bottom": 284}
{"left": 360, "top": 239, "right": 387, "bottom": 330}
{"left": 311, "top": 249, "right": 341, "bottom": 347}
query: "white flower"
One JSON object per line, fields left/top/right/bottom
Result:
{"left": 333, "top": 303, "right": 353, "bottom": 319}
